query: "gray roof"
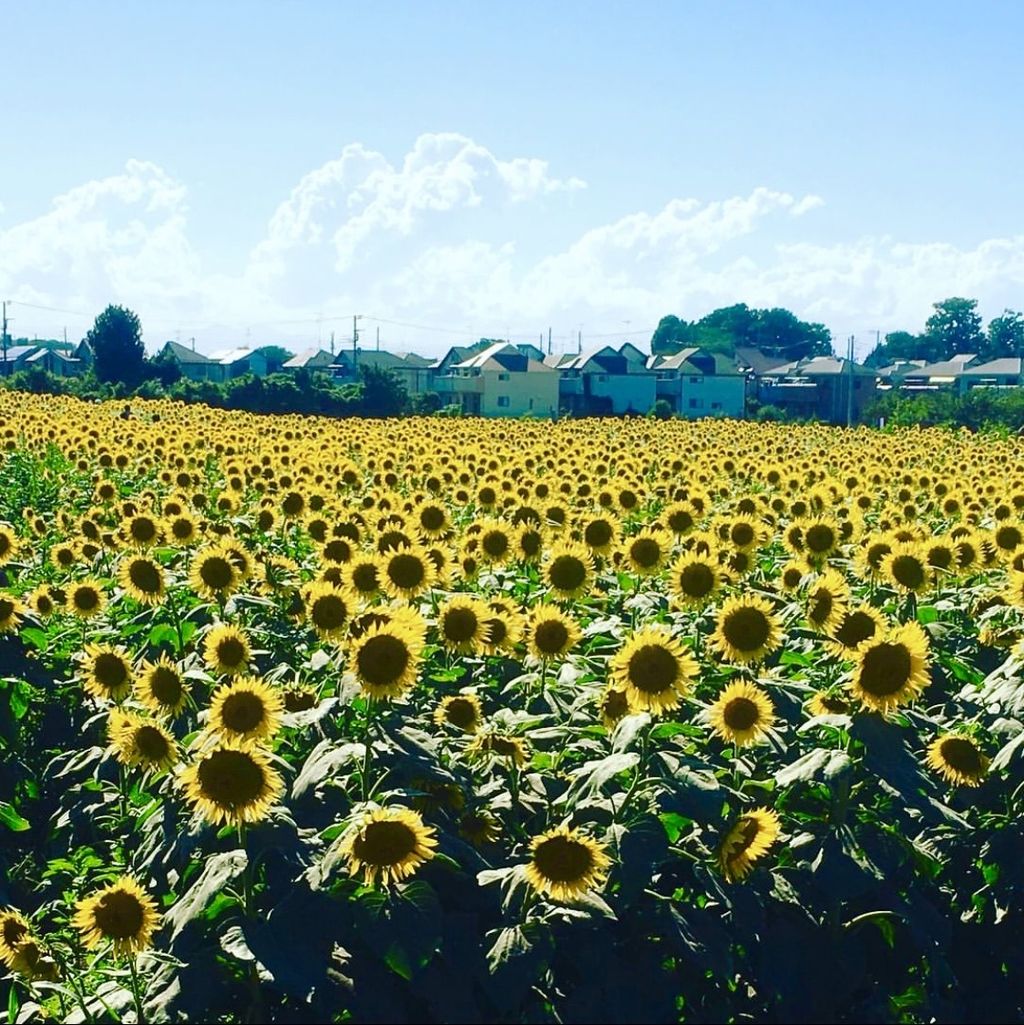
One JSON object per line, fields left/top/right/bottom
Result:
{"left": 0, "top": 345, "right": 38, "bottom": 362}
{"left": 734, "top": 346, "right": 788, "bottom": 375}
{"left": 208, "top": 347, "right": 259, "bottom": 365}
{"left": 163, "top": 340, "right": 212, "bottom": 364}
{"left": 283, "top": 348, "right": 335, "bottom": 368}
{"left": 961, "top": 357, "right": 1023, "bottom": 377}
{"left": 908, "top": 357, "right": 978, "bottom": 378}
{"left": 771, "top": 356, "right": 875, "bottom": 378}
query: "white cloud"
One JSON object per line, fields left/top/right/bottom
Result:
{"left": 3, "top": 138, "right": 1024, "bottom": 357}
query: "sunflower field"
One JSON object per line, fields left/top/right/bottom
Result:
{"left": 2, "top": 393, "right": 1024, "bottom": 1023}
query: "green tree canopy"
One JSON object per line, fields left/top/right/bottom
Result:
{"left": 85, "top": 305, "right": 145, "bottom": 385}
{"left": 923, "top": 297, "right": 984, "bottom": 359}
{"left": 255, "top": 345, "right": 295, "bottom": 374}
{"left": 985, "top": 310, "right": 1024, "bottom": 360}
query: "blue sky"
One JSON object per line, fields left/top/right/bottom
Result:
{"left": 2, "top": 1, "right": 1022, "bottom": 357}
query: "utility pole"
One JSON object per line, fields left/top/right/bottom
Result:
{"left": 846, "top": 334, "right": 855, "bottom": 428}
{"left": 547, "top": 327, "right": 552, "bottom": 355}
{"left": 376, "top": 326, "right": 380, "bottom": 352}
{"left": 329, "top": 330, "right": 335, "bottom": 356}
{"left": 2, "top": 302, "right": 10, "bottom": 375}
{"left": 577, "top": 329, "right": 582, "bottom": 354}
{"left": 352, "top": 315, "right": 361, "bottom": 377}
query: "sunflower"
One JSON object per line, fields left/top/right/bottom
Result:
{"left": 209, "top": 677, "right": 284, "bottom": 743}
{"left": 855, "top": 537, "right": 893, "bottom": 581}
{"left": 598, "top": 684, "right": 634, "bottom": 730}
{"left": 412, "top": 500, "right": 452, "bottom": 541}
{"left": 348, "top": 619, "right": 424, "bottom": 700}
{"left": 72, "top": 876, "right": 161, "bottom": 956}
{"left": 481, "top": 597, "right": 524, "bottom": 655}
{"left": 136, "top": 656, "right": 188, "bottom": 717}
{"left": 340, "top": 806, "right": 437, "bottom": 887}
{"left": 304, "top": 581, "right": 355, "bottom": 641}
{"left": 379, "top": 544, "right": 436, "bottom": 600}
{"left": 926, "top": 734, "right": 989, "bottom": 787}
{"left": 662, "top": 501, "right": 697, "bottom": 537}
{"left": 578, "top": 513, "right": 620, "bottom": 556}
{"left": 202, "top": 623, "right": 251, "bottom": 677}
{"left": 524, "top": 825, "right": 611, "bottom": 902}
{"left": 542, "top": 541, "right": 595, "bottom": 600}
{"left": 827, "top": 604, "right": 887, "bottom": 659}
{"left": 609, "top": 626, "right": 698, "bottom": 714}
{"left": 525, "top": 606, "right": 581, "bottom": 661}
{"left": 800, "top": 517, "right": 840, "bottom": 561}
{"left": 0, "top": 909, "right": 31, "bottom": 965}
{"left": 118, "top": 554, "right": 166, "bottom": 606}
{"left": 345, "top": 553, "right": 383, "bottom": 599}
{"left": 181, "top": 740, "right": 285, "bottom": 826}
{"left": 122, "top": 513, "right": 162, "bottom": 550}
{"left": 0, "top": 525, "right": 18, "bottom": 565}
{"left": 80, "top": 644, "right": 134, "bottom": 702}
{"left": 722, "top": 515, "right": 764, "bottom": 552}
{"left": 708, "top": 680, "right": 775, "bottom": 746}
{"left": 434, "top": 692, "right": 484, "bottom": 733}
{"left": 476, "top": 518, "right": 515, "bottom": 565}
{"left": 26, "top": 585, "right": 58, "bottom": 619}
{"left": 0, "top": 593, "right": 22, "bottom": 634}
{"left": 436, "top": 595, "right": 494, "bottom": 654}
{"left": 806, "top": 691, "right": 853, "bottom": 717}
{"left": 68, "top": 578, "right": 107, "bottom": 619}
{"left": 283, "top": 685, "right": 318, "bottom": 712}
{"left": 804, "top": 569, "right": 850, "bottom": 634}
{"left": 514, "top": 524, "right": 546, "bottom": 564}
{"left": 717, "top": 808, "right": 781, "bottom": 882}
{"left": 459, "top": 809, "right": 501, "bottom": 846}
{"left": 164, "top": 513, "right": 200, "bottom": 546}
{"left": 881, "top": 542, "right": 930, "bottom": 595}
{"left": 189, "top": 546, "right": 239, "bottom": 600}
{"left": 623, "top": 529, "right": 671, "bottom": 576}
{"left": 108, "top": 710, "right": 179, "bottom": 771}
{"left": 711, "top": 595, "right": 782, "bottom": 664}
{"left": 668, "top": 551, "right": 722, "bottom": 607}
{"left": 469, "top": 731, "right": 530, "bottom": 767}
{"left": 849, "top": 621, "right": 931, "bottom": 712}
{"left": 51, "top": 542, "right": 77, "bottom": 571}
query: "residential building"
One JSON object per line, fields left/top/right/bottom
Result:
{"left": 758, "top": 355, "right": 877, "bottom": 424}
{"left": 330, "top": 349, "right": 435, "bottom": 398}
{"left": 207, "top": 348, "right": 268, "bottom": 381}
{"left": 159, "top": 341, "right": 217, "bottom": 381}
{"left": 960, "top": 357, "right": 1024, "bottom": 390}
{"left": 648, "top": 348, "right": 746, "bottom": 417}
{"left": 545, "top": 344, "right": 657, "bottom": 415}
{"left": 282, "top": 348, "right": 336, "bottom": 372}
{"left": 0, "top": 345, "right": 43, "bottom": 376}
{"left": 434, "top": 342, "right": 558, "bottom": 417}
{"left": 24, "top": 348, "right": 84, "bottom": 377}
{"left": 900, "top": 354, "right": 979, "bottom": 392}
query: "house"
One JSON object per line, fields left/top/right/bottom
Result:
{"left": 330, "top": 349, "right": 435, "bottom": 398}
{"left": 648, "top": 348, "right": 746, "bottom": 418}
{"left": 434, "top": 342, "right": 559, "bottom": 417}
{"left": 900, "top": 354, "right": 979, "bottom": 392}
{"left": 758, "top": 356, "right": 877, "bottom": 424}
{"left": 283, "top": 348, "right": 336, "bottom": 372}
{"left": 24, "top": 347, "right": 83, "bottom": 377}
{"left": 734, "top": 346, "right": 788, "bottom": 376}
{"left": 875, "top": 360, "right": 927, "bottom": 391}
{"left": 160, "top": 341, "right": 217, "bottom": 381}
{"left": 960, "top": 357, "right": 1024, "bottom": 391}
{"left": 73, "top": 340, "right": 94, "bottom": 369}
{"left": 207, "top": 348, "right": 268, "bottom": 381}
{"left": 545, "top": 344, "right": 657, "bottom": 416}
{"left": 0, "top": 345, "right": 40, "bottom": 376}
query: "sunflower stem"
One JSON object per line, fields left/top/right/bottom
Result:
{"left": 237, "top": 823, "right": 253, "bottom": 917}
{"left": 360, "top": 700, "right": 376, "bottom": 802}
{"left": 127, "top": 954, "right": 147, "bottom": 1024}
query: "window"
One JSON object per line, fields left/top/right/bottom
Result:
{"left": 689, "top": 398, "right": 699, "bottom": 409}
{"left": 498, "top": 372, "right": 510, "bottom": 381}
{"left": 529, "top": 398, "right": 534, "bottom": 409}
{"left": 597, "top": 374, "right": 607, "bottom": 382}
{"left": 711, "top": 401, "right": 722, "bottom": 410}
{"left": 690, "top": 376, "right": 701, "bottom": 384}
{"left": 497, "top": 396, "right": 510, "bottom": 408}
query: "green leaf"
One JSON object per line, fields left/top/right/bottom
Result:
{"left": 8, "top": 681, "right": 30, "bottom": 721}
{"left": 148, "top": 622, "right": 179, "bottom": 650}
{"left": 165, "top": 849, "right": 248, "bottom": 938}
{"left": 0, "top": 801, "right": 29, "bottom": 832}
{"left": 19, "top": 626, "right": 48, "bottom": 650}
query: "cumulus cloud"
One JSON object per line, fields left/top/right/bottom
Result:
{"left": 3, "top": 136, "right": 1024, "bottom": 355}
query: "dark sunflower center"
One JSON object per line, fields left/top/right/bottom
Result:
{"left": 134, "top": 725, "right": 171, "bottom": 762}
{"left": 482, "top": 530, "right": 509, "bottom": 558}
{"left": 584, "top": 520, "right": 613, "bottom": 547}
{"left": 216, "top": 638, "right": 247, "bottom": 669}
{"left": 443, "top": 607, "right": 479, "bottom": 643}
{"left": 996, "top": 525, "right": 1022, "bottom": 551}
{"left": 0, "top": 598, "right": 15, "bottom": 620}
{"left": 312, "top": 594, "right": 348, "bottom": 630}
{"left": 939, "top": 738, "right": 983, "bottom": 774}
{"left": 722, "top": 607, "right": 771, "bottom": 652}
{"left": 867, "top": 543, "right": 891, "bottom": 570}
{"left": 668, "top": 509, "right": 693, "bottom": 533}
{"left": 323, "top": 539, "right": 352, "bottom": 564}
{"left": 282, "top": 492, "right": 305, "bottom": 516}
{"left": 782, "top": 567, "right": 803, "bottom": 589}
{"left": 730, "top": 817, "right": 761, "bottom": 857}
{"left": 171, "top": 518, "right": 193, "bottom": 540}
{"left": 74, "top": 587, "right": 101, "bottom": 612}
{"left": 2, "top": 918, "right": 28, "bottom": 947}
{"left": 130, "top": 518, "right": 158, "bottom": 543}
{"left": 808, "top": 590, "right": 834, "bottom": 625}
{"left": 679, "top": 562, "right": 714, "bottom": 598}
{"left": 519, "top": 530, "right": 543, "bottom": 558}
{"left": 35, "top": 594, "right": 54, "bottom": 615}
{"left": 834, "top": 611, "right": 877, "bottom": 649}
{"left": 602, "top": 688, "right": 630, "bottom": 720}
{"left": 200, "top": 557, "right": 234, "bottom": 590}
{"left": 630, "top": 538, "right": 661, "bottom": 568}
{"left": 927, "top": 546, "right": 953, "bottom": 569}
{"left": 723, "top": 696, "right": 760, "bottom": 730}
{"left": 0, "top": 535, "right": 10, "bottom": 557}
{"left": 730, "top": 523, "right": 755, "bottom": 547}
{"left": 92, "top": 891, "right": 145, "bottom": 940}
{"left": 532, "top": 836, "right": 593, "bottom": 883}
{"left": 817, "top": 694, "right": 849, "bottom": 714}
{"left": 486, "top": 617, "right": 507, "bottom": 645}
{"left": 421, "top": 507, "right": 446, "bottom": 531}
{"left": 357, "top": 634, "right": 411, "bottom": 686}
{"left": 534, "top": 619, "right": 569, "bottom": 655}
{"left": 221, "top": 692, "right": 266, "bottom": 732}
{"left": 805, "top": 524, "right": 836, "bottom": 553}
{"left": 352, "top": 562, "right": 379, "bottom": 592}
{"left": 891, "top": 555, "right": 925, "bottom": 590}
{"left": 198, "top": 749, "right": 266, "bottom": 806}
{"left": 94, "top": 653, "right": 129, "bottom": 689}
{"left": 627, "top": 644, "right": 679, "bottom": 694}
{"left": 488, "top": 737, "right": 522, "bottom": 759}
{"left": 129, "top": 559, "right": 162, "bottom": 594}
{"left": 149, "top": 667, "right": 183, "bottom": 706}
{"left": 57, "top": 547, "right": 75, "bottom": 566}
{"left": 444, "top": 698, "right": 478, "bottom": 728}
{"left": 549, "top": 555, "right": 587, "bottom": 592}
{"left": 388, "top": 554, "right": 426, "bottom": 590}
{"left": 353, "top": 820, "right": 418, "bottom": 866}
{"left": 284, "top": 688, "right": 317, "bottom": 712}
{"left": 859, "top": 642, "right": 912, "bottom": 695}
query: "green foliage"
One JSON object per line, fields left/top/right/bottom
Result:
{"left": 255, "top": 346, "right": 295, "bottom": 374}
{"left": 866, "top": 387, "right": 1024, "bottom": 431}
{"left": 85, "top": 305, "right": 146, "bottom": 386}
{"left": 924, "top": 297, "right": 984, "bottom": 358}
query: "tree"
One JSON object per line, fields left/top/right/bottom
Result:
{"left": 359, "top": 365, "right": 408, "bottom": 417}
{"left": 864, "top": 330, "right": 925, "bottom": 368}
{"left": 85, "top": 305, "right": 145, "bottom": 385}
{"left": 986, "top": 310, "right": 1024, "bottom": 359}
{"left": 255, "top": 345, "right": 294, "bottom": 374}
{"left": 924, "top": 297, "right": 984, "bottom": 360}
